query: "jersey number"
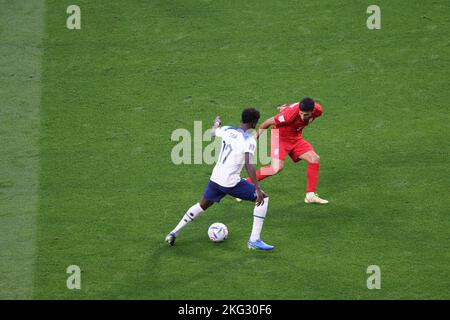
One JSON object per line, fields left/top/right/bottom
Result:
{"left": 219, "top": 141, "right": 233, "bottom": 164}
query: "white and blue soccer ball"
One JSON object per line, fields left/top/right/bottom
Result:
{"left": 208, "top": 223, "right": 228, "bottom": 242}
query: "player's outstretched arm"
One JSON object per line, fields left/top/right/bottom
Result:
{"left": 256, "top": 117, "right": 276, "bottom": 140}
{"left": 210, "top": 116, "right": 221, "bottom": 136}
{"left": 244, "top": 153, "right": 264, "bottom": 206}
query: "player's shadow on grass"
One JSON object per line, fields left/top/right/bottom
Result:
{"left": 126, "top": 235, "right": 275, "bottom": 298}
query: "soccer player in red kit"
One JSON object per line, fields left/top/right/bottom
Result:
{"left": 247, "top": 97, "right": 329, "bottom": 204}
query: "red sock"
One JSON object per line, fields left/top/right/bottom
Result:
{"left": 246, "top": 166, "right": 278, "bottom": 183}
{"left": 306, "top": 163, "right": 319, "bottom": 193}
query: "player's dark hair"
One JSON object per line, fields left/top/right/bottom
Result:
{"left": 299, "top": 97, "right": 315, "bottom": 112}
{"left": 241, "top": 108, "right": 260, "bottom": 125}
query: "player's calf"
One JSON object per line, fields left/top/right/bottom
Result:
{"left": 165, "top": 201, "right": 211, "bottom": 246}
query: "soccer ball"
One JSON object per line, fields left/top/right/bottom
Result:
{"left": 208, "top": 223, "right": 228, "bottom": 242}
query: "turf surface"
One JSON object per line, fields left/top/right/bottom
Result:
{"left": 0, "top": 0, "right": 44, "bottom": 299}
{"left": 1, "top": 0, "right": 449, "bottom": 299}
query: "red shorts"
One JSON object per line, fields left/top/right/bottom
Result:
{"left": 270, "top": 129, "right": 314, "bottom": 162}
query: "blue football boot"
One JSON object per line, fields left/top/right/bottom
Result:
{"left": 247, "top": 239, "right": 274, "bottom": 251}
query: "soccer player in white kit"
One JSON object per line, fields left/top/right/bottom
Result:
{"left": 165, "top": 108, "right": 274, "bottom": 250}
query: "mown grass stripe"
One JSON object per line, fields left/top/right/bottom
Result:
{"left": 0, "top": 0, "right": 45, "bottom": 299}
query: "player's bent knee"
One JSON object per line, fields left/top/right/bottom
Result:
{"left": 308, "top": 154, "right": 320, "bottom": 164}
{"left": 273, "top": 165, "right": 284, "bottom": 173}
{"left": 199, "top": 199, "right": 214, "bottom": 210}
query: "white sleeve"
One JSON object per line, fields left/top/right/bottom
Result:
{"left": 215, "top": 126, "right": 230, "bottom": 138}
{"left": 245, "top": 137, "right": 257, "bottom": 155}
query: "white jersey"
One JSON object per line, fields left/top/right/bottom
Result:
{"left": 210, "top": 126, "right": 257, "bottom": 187}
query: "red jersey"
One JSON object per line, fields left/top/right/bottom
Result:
{"left": 273, "top": 102, "right": 323, "bottom": 139}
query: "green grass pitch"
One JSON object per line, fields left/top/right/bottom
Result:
{"left": 1, "top": 0, "right": 449, "bottom": 299}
